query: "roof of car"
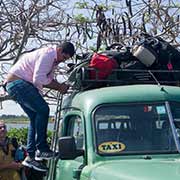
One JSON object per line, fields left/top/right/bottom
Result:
{"left": 66, "top": 84, "right": 180, "bottom": 114}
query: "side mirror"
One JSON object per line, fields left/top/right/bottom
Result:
{"left": 58, "top": 136, "right": 84, "bottom": 160}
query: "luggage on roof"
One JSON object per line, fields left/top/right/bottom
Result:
{"left": 67, "top": 34, "right": 180, "bottom": 90}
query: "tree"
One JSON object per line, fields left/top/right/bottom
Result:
{"left": 1, "top": 0, "right": 180, "bottom": 104}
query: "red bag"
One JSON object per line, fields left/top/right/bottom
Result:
{"left": 89, "top": 53, "right": 118, "bottom": 79}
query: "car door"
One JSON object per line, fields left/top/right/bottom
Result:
{"left": 55, "top": 113, "right": 85, "bottom": 180}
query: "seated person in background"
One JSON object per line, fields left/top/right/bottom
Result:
{"left": 0, "top": 120, "right": 22, "bottom": 180}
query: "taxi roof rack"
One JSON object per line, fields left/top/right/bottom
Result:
{"left": 74, "top": 67, "right": 180, "bottom": 90}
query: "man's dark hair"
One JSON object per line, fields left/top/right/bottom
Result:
{"left": 60, "top": 42, "right": 75, "bottom": 57}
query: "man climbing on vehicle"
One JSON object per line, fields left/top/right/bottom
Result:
{"left": 4, "top": 41, "right": 75, "bottom": 172}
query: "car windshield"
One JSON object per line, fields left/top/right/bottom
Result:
{"left": 94, "top": 102, "right": 180, "bottom": 155}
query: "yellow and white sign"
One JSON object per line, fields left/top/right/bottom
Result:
{"left": 98, "top": 141, "right": 126, "bottom": 153}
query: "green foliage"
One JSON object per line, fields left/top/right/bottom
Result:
{"left": 7, "top": 128, "right": 28, "bottom": 145}
{"left": 7, "top": 128, "right": 53, "bottom": 146}
{"left": 96, "top": 4, "right": 109, "bottom": 11}
{"left": 75, "top": 2, "right": 110, "bottom": 11}
{"left": 47, "top": 130, "right": 53, "bottom": 145}
{"left": 89, "top": 46, "right": 97, "bottom": 52}
{"left": 74, "top": 14, "right": 90, "bottom": 23}
{"left": 75, "top": 2, "right": 89, "bottom": 9}
{"left": 89, "top": 45, "right": 106, "bottom": 52}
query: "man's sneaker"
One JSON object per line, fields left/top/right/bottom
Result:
{"left": 35, "top": 150, "right": 55, "bottom": 161}
{"left": 22, "top": 156, "right": 48, "bottom": 172}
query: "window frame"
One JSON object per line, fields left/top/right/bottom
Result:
{"left": 66, "top": 115, "right": 84, "bottom": 150}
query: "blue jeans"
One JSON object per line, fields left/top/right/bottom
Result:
{"left": 6, "top": 79, "right": 50, "bottom": 158}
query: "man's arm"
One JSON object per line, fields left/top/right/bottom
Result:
{"left": 44, "top": 79, "right": 69, "bottom": 94}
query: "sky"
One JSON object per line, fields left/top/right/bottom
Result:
{"left": 0, "top": 100, "right": 26, "bottom": 116}
{"left": 0, "top": 100, "right": 57, "bottom": 116}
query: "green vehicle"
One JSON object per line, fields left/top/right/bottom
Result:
{"left": 47, "top": 69, "right": 180, "bottom": 180}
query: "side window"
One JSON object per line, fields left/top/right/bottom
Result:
{"left": 67, "top": 116, "right": 84, "bottom": 149}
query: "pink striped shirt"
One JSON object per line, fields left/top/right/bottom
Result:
{"left": 9, "top": 45, "right": 58, "bottom": 90}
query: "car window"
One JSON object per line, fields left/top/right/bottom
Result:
{"left": 67, "top": 115, "right": 84, "bottom": 149}
{"left": 94, "top": 103, "right": 177, "bottom": 155}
